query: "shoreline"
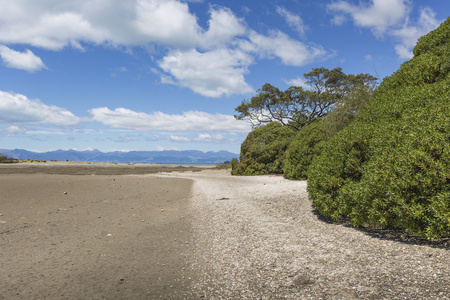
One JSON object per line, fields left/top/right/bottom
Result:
{"left": 0, "top": 161, "right": 221, "bottom": 175}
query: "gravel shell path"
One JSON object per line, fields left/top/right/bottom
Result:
{"left": 158, "top": 169, "right": 450, "bottom": 299}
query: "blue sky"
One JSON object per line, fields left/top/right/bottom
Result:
{"left": 0, "top": 0, "right": 448, "bottom": 154}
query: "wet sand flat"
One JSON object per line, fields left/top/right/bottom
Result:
{"left": 0, "top": 161, "right": 211, "bottom": 175}
{"left": 0, "top": 172, "right": 195, "bottom": 299}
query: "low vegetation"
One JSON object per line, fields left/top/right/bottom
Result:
{"left": 20, "top": 159, "right": 48, "bottom": 163}
{"left": 216, "top": 162, "right": 232, "bottom": 169}
{"left": 0, "top": 153, "right": 18, "bottom": 163}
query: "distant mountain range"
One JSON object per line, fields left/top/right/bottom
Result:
{"left": 0, "top": 149, "right": 238, "bottom": 164}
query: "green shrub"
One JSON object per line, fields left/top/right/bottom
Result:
{"left": 216, "top": 162, "right": 232, "bottom": 168}
{"left": 283, "top": 121, "right": 326, "bottom": 180}
{"left": 230, "top": 158, "right": 239, "bottom": 171}
{"left": 413, "top": 18, "right": 450, "bottom": 57}
{"left": 307, "top": 18, "right": 450, "bottom": 239}
{"left": 232, "top": 122, "right": 296, "bottom": 175}
{"left": 0, "top": 153, "right": 18, "bottom": 163}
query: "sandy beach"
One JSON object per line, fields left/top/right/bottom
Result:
{"left": 1, "top": 162, "right": 449, "bottom": 299}
{"left": 0, "top": 167, "right": 196, "bottom": 299}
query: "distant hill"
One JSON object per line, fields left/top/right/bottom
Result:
{"left": 0, "top": 149, "right": 238, "bottom": 164}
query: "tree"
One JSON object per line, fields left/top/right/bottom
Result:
{"left": 322, "top": 84, "right": 374, "bottom": 139}
{"left": 231, "top": 122, "right": 296, "bottom": 175}
{"left": 234, "top": 67, "right": 377, "bottom": 131}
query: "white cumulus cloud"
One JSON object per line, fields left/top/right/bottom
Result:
{"left": 0, "top": 0, "right": 200, "bottom": 49}
{"left": 0, "top": 1, "right": 248, "bottom": 51}
{"left": 0, "top": 90, "right": 81, "bottom": 126}
{"left": 0, "top": 3, "right": 107, "bottom": 50}
{"left": 202, "top": 7, "right": 247, "bottom": 48}
{"left": 5, "top": 125, "right": 26, "bottom": 135}
{"left": 0, "top": 0, "right": 329, "bottom": 96}
{"left": 158, "top": 48, "right": 254, "bottom": 98}
{"left": 327, "top": 0, "right": 410, "bottom": 37}
{"left": 194, "top": 133, "right": 224, "bottom": 142}
{"left": 170, "top": 135, "right": 191, "bottom": 143}
{"left": 89, "top": 107, "right": 251, "bottom": 132}
{"left": 0, "top": 45, "right": 46, "bottom": 72}
{"left": 132, "top": 0, "right": 201, "bottom": 48}
{"left": 245, "top": 30, "right": 326, "bottom": 67}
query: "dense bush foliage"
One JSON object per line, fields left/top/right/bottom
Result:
{"left": 282, "top": 121, "right": 326, "bottom": 180}
{"left": 231, "top": 122, "right": 295, "bottom": 175}
{"left": 307, "top": 18, "right": 450, "bottom": 239}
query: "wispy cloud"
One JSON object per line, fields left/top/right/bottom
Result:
{"left": 391, "top": 7, "right": 440, "bottom": 59}
{"left": 0, "top": 45, "right": 47, "bottom": 72}
{"left": 89, "top": 107, "right": 251, "bottom": 133}
{"left": 110, "top": 66, "right": 128, "bottom": 77}
{"left": 168, "top": 133, "right": 228, "bottom": 143}
{"left": 327, "top": 0, "right": 441, "bottom": 60}
{"left": 0, "top": 90, "right": 81, "bottom": 126}
{"left": 276, "top": 6, "right": 306, "bottom": 36}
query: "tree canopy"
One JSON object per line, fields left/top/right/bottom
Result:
{"left": 231, "top": 122, "right": 295, "bottom": 176}
{"left": 234, "top": 67, "right": 377, "bottom": 131}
